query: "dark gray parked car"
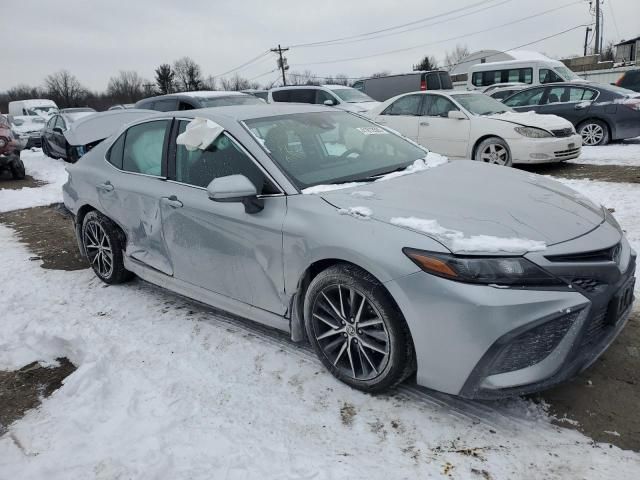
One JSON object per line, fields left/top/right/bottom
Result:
{"left": 503, "top": 82, "right": 640, "bottom": 145}
{"left": 134, "top": 91, "right": 264, "bottom": 112}
{"left": 63, "top": 104, "right": 635, "bottom": 399}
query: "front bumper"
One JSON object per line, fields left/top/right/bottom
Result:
{"left": 385, "top": 230, "right": 635, "bottom": 399}
{"left": 509, "top": 133, "right": 582, "bottom": 164}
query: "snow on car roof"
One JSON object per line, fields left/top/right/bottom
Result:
{"left": 14, "top": 99, "right": 58, "bottom": 108}
{"left": 322, "top": 85, "right": 353, "bottom": 90}
{"left": 177, "top": 91, "right": 247, "bottom": 98}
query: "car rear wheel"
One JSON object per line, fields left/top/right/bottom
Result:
{"left": 82, "top": 211, "right": 133, "bottom": 284}
{"left": 304, "top": 264, "right": 415, "bottom": 393}
{"left": 578, "top": 120, "right": 609, "bottom": 146}
{"left": 10, "top": 155, "right": 25, "bottom": 180}
{"left": 474, "top": 137, "right": 512, "bottom": 167}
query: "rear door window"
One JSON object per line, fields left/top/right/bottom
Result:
{"left": 316, "top": 90, "right": 337, "bottom": 105}
{"left": 271, "top": 90, "right": 291, "bottom": 102}
{"left": 178, "top": 101, "right": 195, "bottom": 110}
{"left": 122, "top": 120, "right": 170, "bottom": 176}
{"left": 289, "top": 89, "right": 315, "bottom": 104}
{"left": 382, "top": 94, "right": 423, "bottom": 115}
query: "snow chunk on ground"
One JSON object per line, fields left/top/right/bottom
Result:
{"left": 176, "top": 117, "right": 223, "bottom": 151}
{"left": 302, "top": 154, "right": 448, "bottom": 194}
{"left": 390, "top": 216, "right": 546, "bottom": 253}
{"left": 0, "top": 150, "right": 68, "bottom": 213}
{"left": 337, "top": 206, "right": 372, "bottom": 220}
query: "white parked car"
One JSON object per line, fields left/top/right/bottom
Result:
{"left": 268, "top": 85, "right": 380, "bottom": 113}
{"left": 366, "top": 91, "right": 582, "bottom": 166}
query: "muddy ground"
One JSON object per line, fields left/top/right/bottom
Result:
{"left": 0, "top": 170, "right": 46, "bottom": 189}
{"left": 517, "top": 162, "right": 640, "bottom": 184}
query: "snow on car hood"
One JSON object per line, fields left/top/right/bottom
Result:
{"left": 337, "top": 101, "right": 380, "bottom": 113}
{"left": 488, "top": 111, "right": 572, "bottom": 131}
{"left": 318, "top": 161, "right": 606, "bottom": 253}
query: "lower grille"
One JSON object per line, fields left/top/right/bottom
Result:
{"left": 571, "top": 277, "right": 607, "bottom": 293}
{"left": 552, "top": 128, "right": 574, "bottom": 138}
{"left": 554, "top": 147, "right": 581, "bottom": 158}
{"left": 489, "top": 311, "right": 579, "bottom": 375}
{"left": 579, "top": 305, "right": 609, "bottom": 348}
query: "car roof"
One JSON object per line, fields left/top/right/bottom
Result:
{"left": 168, "top": 103, "right": 338, "bottom": 122}
{"left": 322, "top": 84, "right": 352, "bottom": 90}
{"left": 270, "top": 85, "right": 326, "bottom": 91}
{"left": 139, "top": 91, "right": 249, "bottom": 102}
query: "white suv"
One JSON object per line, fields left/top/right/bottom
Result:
{"left": 268, "top": 85, "right": 379, "bottom": 113}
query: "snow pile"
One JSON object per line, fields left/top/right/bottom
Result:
{"left": 570, "top": 138, "right": 640, "bottom": 167}
{"left": 337, "top": 206, "right": 373, "bottom": 220}
{"left": 176, "top": 117, "right": 223, "bottom": 151}
{"left": 0, "top": 150, "right": 68, "bottom": 213}
{"left": 1, "top": 226, "right": 639, "bottom": 478}
{"left": 390, "top": 216, "right": 546, "bottom": 253}
{"left": 302, "top": 155, "right": 448, "bottom": 194}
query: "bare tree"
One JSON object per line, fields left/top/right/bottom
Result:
{"left": 443, "top": 44, "right": 470, "bottom": 70}
{"left": 220, "top": 73, "right": 251, "bottom": 91}
{"left": 44, "top": 70, "right": 87, "bottom": 107}
{"left": 6, "top": 84, "right": 44, "bottom": 101}
{"left": 173, "top": 57, "right": 203, "bottom": 91}
{"left": 334, "top": 74, "right": 349, "bottom": 86}
{"left": 107, "top": 71, "right": 146, "bottom": 103}
{"left": 155, "top": 64, "right": 175, "bottom": 94}
{"left": 202, "top": 75, "right": 218, "bottom": 91}
{"left": 601, "top": 41, "right": 615, "bottom": 62}
{"left": 288, "top": 70, "right": 319, "bottom": 86}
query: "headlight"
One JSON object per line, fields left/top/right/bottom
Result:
{"left": 514, "top": 126, "right": 553, "bottom": 138}
{"left": 0, "top": 138, "right": 6, "bottom": 148}
{"left": 403, "top": 248, "right": 564, "bottom": 286}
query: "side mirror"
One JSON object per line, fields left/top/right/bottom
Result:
{"left": 448, "top": 110, "right": 467, "bottom": 120}
{"left": 323, "top": 99, "right": 337, "bottom": 106}
{"left": 206, "top": 174, "right": 264, "bottom": 214}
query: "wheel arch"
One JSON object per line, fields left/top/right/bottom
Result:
{"left": 471, "top": 134, "right": 510, "bottom": 160}
{"left": 576, "top": 117, "right": 613, "bottom": 140}
{"left": 74, "top": 204, "right": 128, "bottom": 258}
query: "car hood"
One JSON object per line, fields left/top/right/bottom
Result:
{"left": 337, "top": 101, "right": 381, "bottom": 113}
{"left": 487, "top": 111, "right": 572, "bottom": 131}
{"left": 317, "top": 161, "right": 605, "bottom": 253}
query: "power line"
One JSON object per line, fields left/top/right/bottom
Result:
{"left": 213, "top": 50, "right": 271, "bottom": 78}
{"left": 607, "top": 0, "right": 621, "bottom": 40}
{"left": 290, "top": 1, "right": 585, "bottom": 68}
{"left": 289, "top": 0, "right": 501, "bottom": 48}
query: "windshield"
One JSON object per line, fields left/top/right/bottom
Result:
{"left": 451, "top": 94, "right": 513, "bottom": 115}
{"left": 198, "top": 95, "right": 264, "bottom": 108}
{"left": 26, "top": 106, "right": 58, "bottom": 116}
{"left": 330, "top": 88, "right": 376, "bottom": 103}
{"left": 245, "top": 111, "right": 427, "bottom": 189}
{"left": 553, "top": 66, "right": 580, "bottom": 81}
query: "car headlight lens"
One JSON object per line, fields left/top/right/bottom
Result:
{"left": 403, "top": 248, "right": 564, "bottom": 286}
{"left": 514, "top": 126, "right": 553, "bottom": 138}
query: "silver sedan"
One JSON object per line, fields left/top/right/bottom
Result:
{"left": 63, "top": 104, "right": 636, "bottom": 398}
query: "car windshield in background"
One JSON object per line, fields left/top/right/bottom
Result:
{"left": 451, "top": 94, "right": 513, "bottom": 115}
{"left": 554, "top": 66, "right": 580, "bottom": 81}
{"left": 198, "top": 96, "right": 264, "bottom": 107}
{"left": 245, "top": 111, "right": 427, "bottom": 189}
{"left": 331, "top": 88, "right": 376, "bottom": 103}
{"left": 27, "top": 106, "right": 57, "bottom": 116}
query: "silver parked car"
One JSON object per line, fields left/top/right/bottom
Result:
{"left": 63, "top": 104, "right": 636, "bottom": 398}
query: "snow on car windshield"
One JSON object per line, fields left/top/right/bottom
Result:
{"left": 245, "top": 111, "right": 430, "bottom": 190}
{"left": 330, "top": 88, "right": 376, "bottom": 103}
{"left": 451, "top": 94, "right": 513, "bottom": 116}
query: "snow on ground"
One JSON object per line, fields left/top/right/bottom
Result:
{"left": 1, "top": 226, "right": 639, "bottom": 479}
{"left": 0, "top": 150, "right": 67, "bottom": 213}
{"left": 570, "top": 137, "right": 640, "bottom": 166}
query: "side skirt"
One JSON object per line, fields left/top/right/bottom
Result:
{"left": 123, "top": 256, "right": 290, "bottom": 334}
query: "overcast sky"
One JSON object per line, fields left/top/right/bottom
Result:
{"left": 5, "top": 0, "right": 639, "bottom": 91}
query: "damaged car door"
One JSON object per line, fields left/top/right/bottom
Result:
{"left": 159, "top": 120, "right": 287, "bottom": 314}
{"left": 100, "top": 119, "right": 174, "bottom": 275}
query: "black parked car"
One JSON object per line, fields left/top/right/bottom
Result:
{"left": 134, "top": 91, "right": 264, "bottom": 111}
{"left": 616, "top": 69, "right": 640, "bottom": 93}
{"left": 503, "top": 82, "right": 640, "bottom": 146}
{"left": 41, "top": 112, "right": 94, "bottom": 160}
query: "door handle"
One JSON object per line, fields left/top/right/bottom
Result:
{"left": 97, "top": 181, "right": 114, "bottom": 192}
{"left": 420, "top": 121, "right": 430, "bottom": 126}
{"left": 161, "top": 195, "right": 183, "bottom": 209}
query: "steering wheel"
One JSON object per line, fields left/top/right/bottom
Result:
{"left": 340, "top": 148, "right": 362, "bottom": 159}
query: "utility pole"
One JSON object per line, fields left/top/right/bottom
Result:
{"left": 584, "top": 26, "right": 592, "bottom": 56}
{"left": 271, "top": 44, "right": 289, "bottom": 86}
{"left": 594, "top": 0, "right": 601, "bottom": 54}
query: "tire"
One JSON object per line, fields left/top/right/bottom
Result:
{"left": 304, "top": 264, "right": 415, "bottom": 393}
{"left": 474, "top": 137, "right": 512, "bottom": 167}
{"left": 10, "top": 156, "right": 25, "bottom": 180}
{"left": 41, "top": 138, "right": 49, "bottom": 157}
{"left": 81, "top": 211, "right": 133, "bottom": 284}
{"left": 578, "top": 119, "right": 609, "bottom": 146}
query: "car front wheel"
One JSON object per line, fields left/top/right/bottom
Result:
{"left": 304, "top": 264, "right": 415, "bottom": 393}
{"left": 474, "top": 137, "right": 512, "bottom": 167}
{"left": 82, "top": 211, "right": 133, "bottom": 284}
{"left": 578, "top": 119, "right": 609, "bottom": 146}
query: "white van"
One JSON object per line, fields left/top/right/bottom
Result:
{"left": 467, "top": 59, "right": 582, "bottom": 90}
{"left": 8, "top": 99, "right": 58, "bottom": 117}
